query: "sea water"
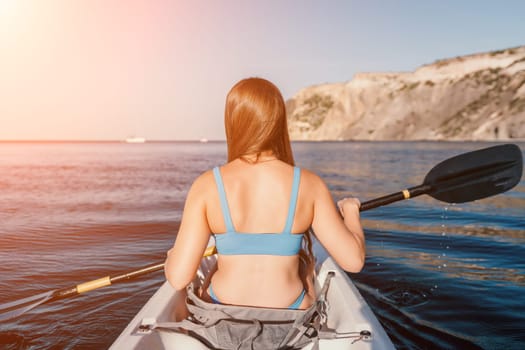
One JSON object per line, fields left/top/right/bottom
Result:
{"left": 0, "top": 141, "right": 524, "bottom": 349}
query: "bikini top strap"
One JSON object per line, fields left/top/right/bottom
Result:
{"left": 283, "top": 167, "right": 301, "bottom": 234}
{"left": 213, "top": 166, "right": 235, "bottom": 232}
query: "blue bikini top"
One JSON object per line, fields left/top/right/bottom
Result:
{"left": 212, "top": 166, "right": 304, "bottom": 256}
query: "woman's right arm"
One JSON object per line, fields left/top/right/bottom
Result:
{"left": 310, "top": 174, "right": 365, "bottom": 272}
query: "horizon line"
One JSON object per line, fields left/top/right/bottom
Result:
{"left": 0, "top": 139, "right": 519, "bottom": 144}
{"left": 0, "top": 139, "right": 226, "bottom": 143}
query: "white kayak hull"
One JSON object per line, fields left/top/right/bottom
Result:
{"left": 110, "top": 251, "right": 395, "bottom": 349}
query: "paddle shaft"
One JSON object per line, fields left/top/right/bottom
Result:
{"left": 360, "top": 184, "right": 432, "bottom": 211}
{"left": 0, "top": 244, "right": 219, "bottom": 322}
{"left": 50, "top": 245, "right": 217, "bottom": 301}
{"left": 51, "top": 262, "right": 165, "bottom": 300}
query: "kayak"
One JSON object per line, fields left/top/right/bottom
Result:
{"left": 110, "top": 243, "right": 395, "bottom": 349}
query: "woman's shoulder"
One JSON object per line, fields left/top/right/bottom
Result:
{"left": 298, "top": 167, "right": 328, "bottom": 193}
{"left": 187, "top": 169, "right": 216, "bottom": 197}
{"left": 298, "top": 167, "right": 323, "bottom": 182}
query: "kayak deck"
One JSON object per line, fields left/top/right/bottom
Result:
{"left": 110, "top": 252, "right": 395, "bottom": 349}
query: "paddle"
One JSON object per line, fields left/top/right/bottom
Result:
{"left": 0, "top": 245, "right": 217, "bottom": 322}
{"left": 0, "top": 143, "right": 522, "bottom": 322}
{"left": 360, "top": 143, "right": 522, "bottom": 211}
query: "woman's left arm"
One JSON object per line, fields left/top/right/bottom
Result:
{"left": 165, "top": 173, "right": 212, "bottom": 291}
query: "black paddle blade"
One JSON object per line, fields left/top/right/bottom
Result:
{"left": 424, "top": 144, "right": 523, "bottom": 203}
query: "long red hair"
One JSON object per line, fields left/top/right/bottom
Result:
{"left": 224, "top": 77, "right": 294, "bottom": 165}
{"left": 224, "top": 77, "right": 315, "bottom": 289}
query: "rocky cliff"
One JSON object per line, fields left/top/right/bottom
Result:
{"left": 287, "top": 46, "right": 525, "bottom": 141}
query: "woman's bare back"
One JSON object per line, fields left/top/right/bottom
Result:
{"left": 204, "top": 158, "right": 315, "bottom": 308}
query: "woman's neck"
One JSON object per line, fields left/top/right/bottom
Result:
{"left": 241, "top": 151, "right": 278, "bottom": 164}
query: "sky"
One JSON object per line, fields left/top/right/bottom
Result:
{"left": 1, "top": 0, "right": 524, "bottom": 141}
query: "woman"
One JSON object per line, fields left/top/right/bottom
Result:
{"left": 165, "top": 77, "right": 364, "bottom": 310}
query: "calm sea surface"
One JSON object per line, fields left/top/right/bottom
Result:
{"left": 0, "top": 141, "right": 524, "bottom": 350}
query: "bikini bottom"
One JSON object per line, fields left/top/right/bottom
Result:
{"left": 207, "top": 285, "right": 306, "bottom": 310}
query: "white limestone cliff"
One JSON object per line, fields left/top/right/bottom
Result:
{"left": 287, "top": 46, "right": 525, "bottom": 141}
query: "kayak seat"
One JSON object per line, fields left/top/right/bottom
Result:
{"left": 145, "top": 271, "right": 337, "bottom": 350}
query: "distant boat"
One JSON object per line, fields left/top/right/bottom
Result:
{"left": 199, "top": 138, "right": 208, "bottom": 143}
{"left": 125, "top": 137, "right": 146, "bottom": 143}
